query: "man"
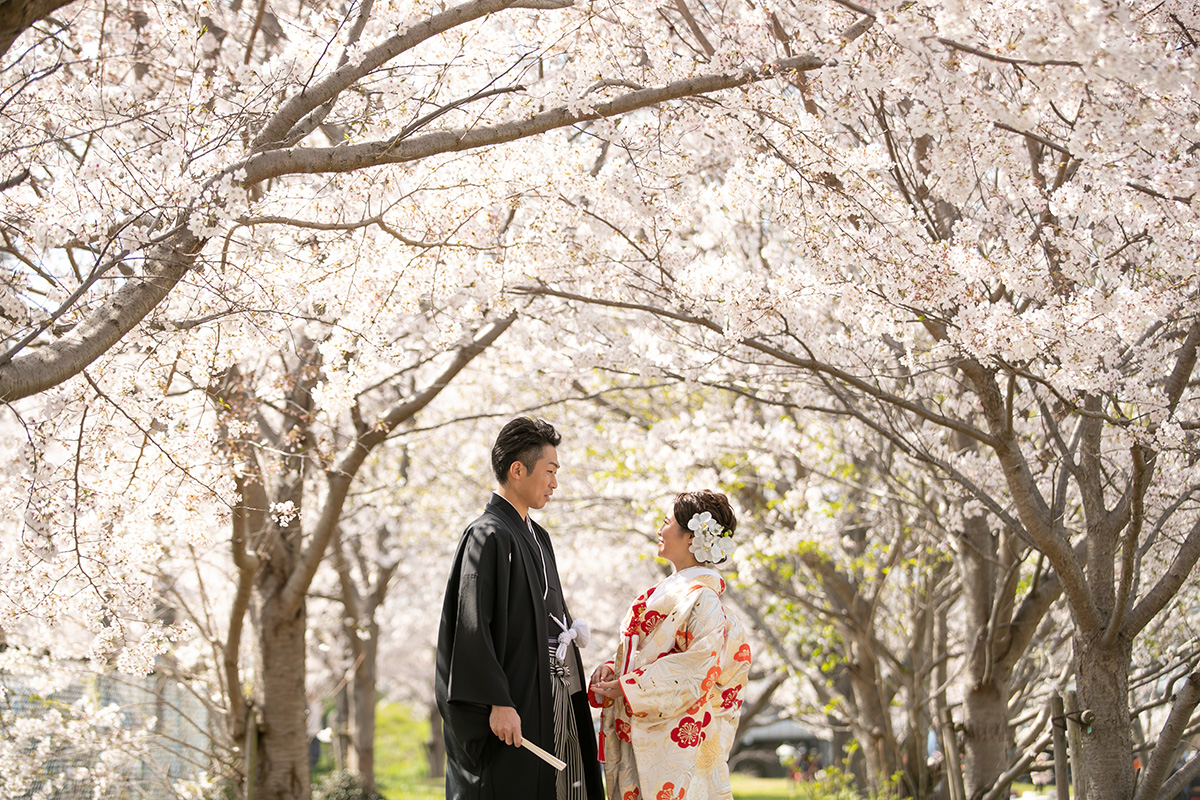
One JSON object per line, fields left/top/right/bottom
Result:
{"left": 435, "top": 417, "right": 603, "bottom": 800}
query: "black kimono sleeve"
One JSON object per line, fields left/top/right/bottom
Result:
{"left": 444, "top": 522, "right": 515, "bottom": 709}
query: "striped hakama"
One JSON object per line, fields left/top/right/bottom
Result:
{"left": 549, "top": 644, "right": 587, "bottom": 800}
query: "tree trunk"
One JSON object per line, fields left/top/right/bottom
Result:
{"left": 256, "top": 596, "right": 311, "bottom": 800}
{"left": 348, "top": 622, "right": 379, "bottom": 792}
{"left": 847, "top": 652, "right": 899, "bottom": 793}
{"left": 962, "top": 681, "right": 1010, "bottom": 800}
{"left": 1074, "top": 632, "right": 1134, "bottom": 800}
{"left": 959, "top": 515, "right": 1013, "bottom": 799}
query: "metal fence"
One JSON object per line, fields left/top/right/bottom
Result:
{"left": 1, "top": 659, "right": 215, "bottom": 799}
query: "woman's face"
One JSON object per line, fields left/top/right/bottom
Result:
{"left": 656, "top": 510, "right": 698, "bottom": 569}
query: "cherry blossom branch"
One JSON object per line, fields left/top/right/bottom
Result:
{"left": 280, "top": 312, "right": 516, "bottom": 617}
{"left": 234, "top": 213, "right": 479, "bottom": 249}
{"left": 1125, "top": 515, "right": 1200, "bottom": 637}
{"left": 671, "top": 0, "right": 716, "bottom": 58}
{"left": 512, "top": 282, "right": 995, "bottom": 445}
{"left": 0, "top": 223, "right": 201, "bottom": 401}
{"left": 243, "top": 0, "right": 269, "bottom": 65}
{"left": 274, "top": 0, "right": 377, "bottom": 143}
{"left": 251, "top": 0, "right": 569, "bottom": 152}
{"left": 932, "top": 37, "right": 1083, "bottom": 67}
{"left": 82, "top": 370, "right": 227, "bottom": 497}
{"left": 0, "top": 51, "right": 826, "bottom": 403}
{"left": 241, "top": 52, "right": 827, "bottom": 182}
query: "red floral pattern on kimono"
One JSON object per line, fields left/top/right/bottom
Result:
{"left": 657, "top": 784, "right": 685, "bottom": 800}
{"left": 595, "top": 567, "right": 751, "bottom": 800}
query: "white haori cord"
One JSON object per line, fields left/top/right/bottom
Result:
{"left": 550, "top": 615, "right": 591, "bottom": 661}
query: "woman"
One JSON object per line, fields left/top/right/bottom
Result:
{"left": 588, "top": 490, "right": 752, "bottom": 800}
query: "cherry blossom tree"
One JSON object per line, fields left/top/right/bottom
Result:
{"left": 0, "top": 0, "right": 832, "bottom": 404}
{"left": 0, "top": 1, "right": 839, "bottom": 796}
{"left": 4, "top": 3, "right": 1199, "bottom": 800}
{"left": 488, "top": 3, "right": 1200, "bottom": 799}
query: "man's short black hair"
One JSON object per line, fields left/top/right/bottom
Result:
{"left": 492, "top": 417, "right": 561, "bottom": 484}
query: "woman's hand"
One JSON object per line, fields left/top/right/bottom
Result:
{"left": 588, "top": 664, "right": 619, "bottom": 707}
{"left": 590, "top": 678, "right": 623, "bottom": 701}
{"left": 588, "top": 663, "right": 615, "bottom": 689}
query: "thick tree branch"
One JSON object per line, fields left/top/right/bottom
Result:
{"left": 1134, "top": 670, "right": 1200, "bottom": 800}
{"left": 0, "top": 226, "right": 202, "bottom": 401}
{"left": 251, "top": 0, "right": 571, "bottom": 151}
{"left": 1165, "top": 320, "right": 1200, "bottom": 416}
{"left": 996, "top": 538, "right": 1087, "bottom": 674}
{"left": 0, "top": 0, "right": 75, "bottom": 57}
{"left": 279, "top": 313, "right": 516, "bottom": 617}
{"left": 331, "top": 528, "right": 363, "bottom": 649}
{"left": 1125, "top": 515, "right": 1200, "bottom": 636}
{"left": 1159, "top": 750, "right": 1200, "bottom": 800}
{"left": 241, "top": 53, "right": 827, "bottom": 182}
{"left": 956, "top": 359, "right": 1102, "bottom": 632}
{"left": 1102, "top": 444, "right": 1148, "bottom": 648}
{"left": 225, "top": 474, "right": 264, "bottom": 742}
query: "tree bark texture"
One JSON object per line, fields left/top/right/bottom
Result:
{"left": 958, "top": 514, "right": 1013, "bottom": 799}
{"left": 847, "top": 650, "right": 899, "bottom": 792}
{"left": 256, "top": 593, "right": 312, "bottom": 800}
{"left": 1073, "top": 632, "right": 1134, "bottom": 800}
{"left": 0, "top": 0, "right": 77, "bottom": 56}
{"left": 347, "top": 621, "right": 379, "bottom": 792}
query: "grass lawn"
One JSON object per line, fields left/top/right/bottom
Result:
{"left": 356, "top": 704, "right": 826, "bottom": 800}
{"left": 325, "top": 710, "right": 1063, "bottom": 800}
{"left": 373, "top": 702, "right": 445, "bottom": 800}
{"left": 730, "top": 774, "right": 800, "bottom": 799}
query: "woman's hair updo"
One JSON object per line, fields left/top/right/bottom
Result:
{"left": 674, "top": 490, "right": 737, "bottom": 540}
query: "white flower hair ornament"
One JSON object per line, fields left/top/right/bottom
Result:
{"left": 687, "top": 511, "right": 735, "bottom": 563}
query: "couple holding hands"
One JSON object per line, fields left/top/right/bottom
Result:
{"left": 435, "top": 417, "right": 751, "bottom": 800}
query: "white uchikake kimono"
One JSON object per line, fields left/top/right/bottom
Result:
{"left": 594, "top": 566, "right": 751, "bottom": 800}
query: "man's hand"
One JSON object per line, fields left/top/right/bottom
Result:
{"left": 490, "top": 705, "right": 522, "bottom": 746}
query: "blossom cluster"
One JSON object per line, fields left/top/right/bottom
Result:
{"left": 687, "top": 511, "right": 735, "bottom": 564}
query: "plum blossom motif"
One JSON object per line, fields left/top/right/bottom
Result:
{"left": 616, "top": 718, "right": 632, "bottom": 743}
{"left": 721, "top": 685, "right": 742, "bottom": 709}
{"left": 623, "top": 789, "right": 640, "bottom": 800}
{"left": 656, "top": 782, "right": 685, "bottom": 800}
{"left": 734, "top": 643, "right": 751, "bottom": 663}
{"left": 640, "top": 610, "right": 666, "bottom": 635}
{"left": 670, "top": 712, "right": 711, "bottom": 748}
{"left": 700, "top": 666, "right": 721, "bottom": 693}
{"left": 623, "top": 589, "right": 660, "bottom": 635}
{"left": 624, "top": 599, "right": 649, "bottom": 636}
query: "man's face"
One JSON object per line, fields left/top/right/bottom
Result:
{"left": 515, "top": 445, "right": 559, "bottom": 510}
